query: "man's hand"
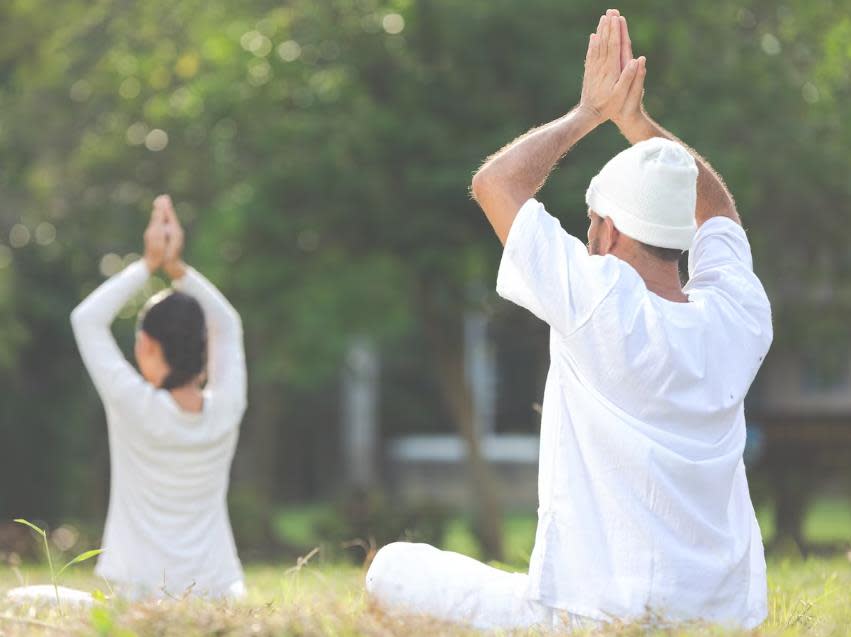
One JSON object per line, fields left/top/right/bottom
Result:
{"left": 598, "top": 12, "right": 740, "bottom": 225}
{"left": 158, "top": 194, "right": 188, "bottom": 280}
{"left": 143, "top": 201, "right": 168, "bottom": 273}
{"left": 609, "top": 13, "right": 648, "bottom": 137}
{"left": 579, "top": 12, "right": 644, "bottom": 127}
{"left": 470, "top": 9, "right": 647, "bottom": 243}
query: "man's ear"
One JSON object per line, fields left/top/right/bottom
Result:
{"left": 604, "top": 216, "right": 620, "bottom": 253}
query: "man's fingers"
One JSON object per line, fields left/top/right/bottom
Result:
{"left": 607, "top": 16, "right": 621, "bottom": 67}
{"left": 621, "top": 57, "right": 645, "bottom": 114}
{"left": 620, "top": 17, "right": 632, "bottom": 71}
{"left": 598, "top": 16, "right": 609, "bottom": 63}
{"left": 586, "top": 33, "right": 597, "bottom": 65}
{"left": 612, "top": 58, "right": 639, "bottom": 101}
{"left": 624, "top": 56, "right": 647, "bottom": 111}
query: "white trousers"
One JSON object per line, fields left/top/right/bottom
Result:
{"left": 366, "top": 542, "right": 594, "bottom": 632}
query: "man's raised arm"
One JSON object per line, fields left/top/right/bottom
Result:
{"left": 471, "top": 14, "right": 642, "bottom": 244}
{"left": 612, "top": 16, "right": 740, "bottom": 227}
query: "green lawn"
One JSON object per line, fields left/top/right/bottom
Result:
{"left": 0, "top": 556, "right": 849, "bottom": 636}
{"left": 1, "top": 499, "right": 847, "bottom": 636}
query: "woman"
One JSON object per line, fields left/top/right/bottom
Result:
{"left": 69, "top": 195, "right": 247, "bottom": 599}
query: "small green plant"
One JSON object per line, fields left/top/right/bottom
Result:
{"left": 13, "top": 518, "right": 104, "bottom": 614}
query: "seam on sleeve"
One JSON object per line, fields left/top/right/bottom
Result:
{"left": 695, "top": 216, "right": 747, "bottom": 241}
{"left": 559, "top": 258, "right": 625, "bottom": 340}
{"left": 502, "top": 198, "right": 542, "bottom": 261}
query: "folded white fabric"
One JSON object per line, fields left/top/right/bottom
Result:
{"left": 586, "top": 137, "right": 698, "bottom": 250}
{"left": 6, "top": 585, "right": 94, "bottom": 607}
{"left": 365, "top": 541, "right": 600, "bottom": 631}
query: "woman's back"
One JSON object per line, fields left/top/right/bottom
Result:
{"left": 100, "top": 384, "right": 243, "bottom": 598}
{"left": 70, "top": 200, "right": 247, "bottom": 599}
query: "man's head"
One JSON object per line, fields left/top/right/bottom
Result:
{"left": 587, "top": 210, "right": 684, "bottom": 262}
{"left": 585, "top": 137, "right": 697, "bottom": 263}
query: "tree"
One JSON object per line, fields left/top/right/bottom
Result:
{"left": 1, "top": 0, "right": 849, "bottom": 557}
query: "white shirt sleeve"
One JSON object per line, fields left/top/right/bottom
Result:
{"left": 686, "top": 218, "right": 771, "bottom": 309}
{"left": 70, "top": 260, "right": 152, "bottom": 411}
{"left": 687, "top": 217, "right": 755, "bottom": 276}
{"left": 173, "top": 268, "right": 247, "bottom": 419}
{"left": 496, "top": 199, "right": 622, "bottom": 335}
{"left": 685, "top": 217, "right": 773, "bottom": 352}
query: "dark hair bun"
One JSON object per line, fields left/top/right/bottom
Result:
{"left": 138, "top": 291, "right": 207, "bottom": 390}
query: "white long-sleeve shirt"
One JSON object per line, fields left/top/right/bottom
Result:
{"left": 497, "top": 200, "right": 772, "bottom": 628}
{"left": 71, "top": 260, "right": 246, "bottom": 598}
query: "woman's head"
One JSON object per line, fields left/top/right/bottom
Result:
{"left": 135, "top": 290, "right": 207, "bottom": 389}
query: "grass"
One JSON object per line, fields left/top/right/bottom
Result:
{"left": 0, "top": 555, "right": 849, "bottom": 636}
{"left": 1, "top": 499, "right": 847, "bottom": 636}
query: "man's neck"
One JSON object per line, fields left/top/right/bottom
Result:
{"left": 622, "top": 252, "right": 687, "bottom": 303}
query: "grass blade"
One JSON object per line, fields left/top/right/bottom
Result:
{"left": 57, "top": 549, "right": 104, "bottom": 577}
{"left": 13, "top": 518, "right": 46, "bottom": 538}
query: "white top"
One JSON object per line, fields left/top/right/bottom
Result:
{"left": 71, "top": 261, "right": 247, "bottom": 598}
{"left": 496, "top": 199, "right": 773, "bottom": 628}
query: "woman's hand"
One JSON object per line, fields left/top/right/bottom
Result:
{"left": 159, "top": 195, "right": 187, "bottom": 280}
{"left": 143, "top": 201, "right": 168, "bottom": 273}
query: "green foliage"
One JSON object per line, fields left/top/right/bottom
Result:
{"left": 56, "top": 549, "right": 105, "bottom": 578}
{"left": 1, "top": 0, "right": 850, "bottom": 521}
{"left": 312, "top": 493, "right": 451, "bottom": 560}
{"left": 14, "top": 518, "right": 103, "bottom": 613}
{"left": 226, "top": 485, "right": 281, "bottom": 559}
{"left": 12, "top": 519, "right": 45, "bottom": 537}
{"left": 13, "top": 518, "right": 60, "bottom": 609}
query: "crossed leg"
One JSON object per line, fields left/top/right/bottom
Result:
{"left": 366, "top": 542, "right": 555, "bottom": 631}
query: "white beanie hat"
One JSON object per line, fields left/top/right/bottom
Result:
{"left": 585, "top": 137, "right": 698, "bottom": 250}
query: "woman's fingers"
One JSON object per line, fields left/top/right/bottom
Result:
{"left": 151, "top": 196, "right": 169, "bottom": 225}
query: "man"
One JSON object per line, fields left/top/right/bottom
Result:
{"left": 366, "top": 9, "right": 772, "bottom": 631}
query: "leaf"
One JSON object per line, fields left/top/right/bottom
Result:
{"left": 57, "top": 549, "right": 105, "bottom": 577}
{"left": 13, "top": 518, "right": 46, "bottom": 537}
{"left": 89, "top": 606, "right": 114, "bottom": 632}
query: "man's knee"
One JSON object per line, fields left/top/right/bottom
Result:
{"left": 365, "top": 542, "right": 431, "bottom": 602}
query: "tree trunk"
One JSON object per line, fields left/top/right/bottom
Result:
{"left": 417, "top": 278, "right": 504, "bottom": 560}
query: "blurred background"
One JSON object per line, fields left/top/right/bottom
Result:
{"left": 0, "top": 0, "right": 848, "bottom": 567}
